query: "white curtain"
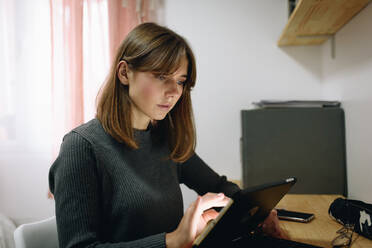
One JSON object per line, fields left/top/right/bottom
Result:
{"left": 82, "top": 0, "right": 110, "bottom": 122}
{"left": 0, "top": 0, "right": 54, "bottom": 225}
{"left": 0, "top": 0, "right": 16, "bottom": 141}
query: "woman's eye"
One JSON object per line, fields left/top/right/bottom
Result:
{"left": 177, "top": 81, "right": 186, "bottom": 86}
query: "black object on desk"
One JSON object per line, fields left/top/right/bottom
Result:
{"left": 276, "top": 208, "right": 315, "bottom": 223}
{"left": 241, "top": 107, "right": 347, "bottom": 196}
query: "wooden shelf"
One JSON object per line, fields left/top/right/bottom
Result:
{"left": 278, "top": 0, "right": 371, "bottom": 46}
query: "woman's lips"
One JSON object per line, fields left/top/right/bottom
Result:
{"left": 157, "top": 104, "right": 171, "bottom": 110}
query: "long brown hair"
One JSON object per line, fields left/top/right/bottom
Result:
{"left": 96, "top": 22, "right": 197, "bottom": 162}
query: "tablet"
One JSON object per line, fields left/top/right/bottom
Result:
{"left": 192, "top": 177, "right": 297, "bottom": 247}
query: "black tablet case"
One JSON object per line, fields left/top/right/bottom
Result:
{"left": 241, "top": 107, "right": 347, "bottom": 195}
{"left": 192, "top": 178, "right": 296, "bottom": 247}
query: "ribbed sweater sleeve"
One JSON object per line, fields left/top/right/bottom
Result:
{"left": 49, "top": 132, "right": 166, "bottom": 248}
{"left": 178, "top": 153, "right": 241, "bottom": 198}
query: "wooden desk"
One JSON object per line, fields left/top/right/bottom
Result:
{"left": 276, "top": 194, "right": 372, "bottom": 248}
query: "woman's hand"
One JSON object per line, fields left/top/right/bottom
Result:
{"left": 166, "top": 193, "right": 229, "bottom": 248}
{"left": 260, "top": 209, "right": 288, "bottom": 239}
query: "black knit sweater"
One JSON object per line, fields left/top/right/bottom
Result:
{"left": 49, "top": 119, "right": 240, "bottom": 248}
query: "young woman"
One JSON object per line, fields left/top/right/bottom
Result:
{"left": 49, "top": 22, "right": 283, "bottom": 248}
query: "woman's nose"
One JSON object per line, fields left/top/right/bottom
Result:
{"left": 165, "top": 79, "right": 182, "bottom": 97}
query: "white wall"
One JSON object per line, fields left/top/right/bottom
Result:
{"left": 163, "top": 0, "right": 324, "bottom": 207}
{"left": 322, "top": 4, "right": 372, "bottom": 203}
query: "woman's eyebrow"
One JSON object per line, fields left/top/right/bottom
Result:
{"left": 168, "top": 72, "right": 187, "bottom": 78}
{"left": 169, "top": 73, "right": 187, "bottom": 78}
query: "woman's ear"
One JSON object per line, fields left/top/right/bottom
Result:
{"left": 117, "top": 60, "right": 130, "bottom": 85}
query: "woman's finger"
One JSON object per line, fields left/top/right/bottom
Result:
{"left": 202, "top": 209, "right": 220, "bottom": 223}
{"left": 198, "top": 193, "right": 230, "bottom": 212}
{"left": 262, "top": 210, "right": 287, "bottom": 239}
{"left": 190, "top": 196, "right": 202, "bottom": 223}
{"left": 186, "top": 196, "right": 202, "bottom": 239}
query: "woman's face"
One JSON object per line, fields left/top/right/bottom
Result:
{"left": 118, "top": 57, "right": 188, "bottom": 130}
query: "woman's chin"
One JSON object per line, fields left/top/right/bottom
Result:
{"left": 152, "top": 113, "right": 168, "bottom": 121}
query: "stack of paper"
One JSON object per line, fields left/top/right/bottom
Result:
{"left": 252, "top": 100, "right": 341, "bottom": 108}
